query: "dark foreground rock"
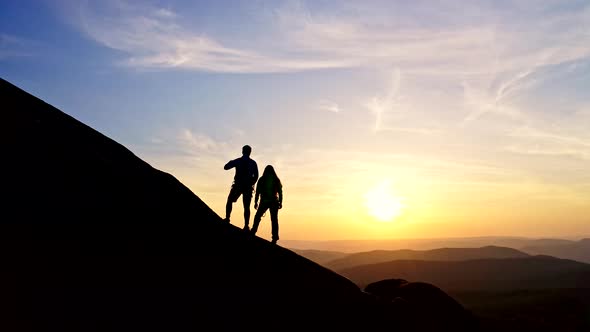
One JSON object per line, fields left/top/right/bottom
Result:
{"left": 365, "top": 279, "right": 478, "bottom": 332}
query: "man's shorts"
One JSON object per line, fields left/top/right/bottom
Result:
{"left": 228, "top": 183, "right": 253, "bottom": 203}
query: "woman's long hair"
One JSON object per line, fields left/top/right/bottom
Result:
{"left": 261, "top": 165, "right": 281, "bottom": 190}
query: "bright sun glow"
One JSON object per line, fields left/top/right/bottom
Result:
{"left": 364, "top": 181, "right": 404, "bottom": 222}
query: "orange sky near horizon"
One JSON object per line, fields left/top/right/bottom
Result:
{"left": 146, "top": 146, "right": 590, "bottom": 242}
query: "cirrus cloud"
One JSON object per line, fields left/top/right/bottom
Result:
{"left": 73, "top": 1, "right": 590, "bottom": 74}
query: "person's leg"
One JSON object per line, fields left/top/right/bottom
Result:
{"left": 270, "top": 204, "right": 279, "bottom": 244}
{"left": 225, "top": 186, "right": 240, "bottom": 222}
{"left": 225, "top": 198, "right": 232, "bottom": 222}
{"left": 242, "top": 188, "right": 253, "bottom": 229}
{"left": 251, "top": 202, "right": 269, "bottom": 235}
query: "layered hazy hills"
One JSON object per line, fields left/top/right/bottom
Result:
{"left": 283, "top": 236, "right": 587, "bottom": 254}
{"left": 337, "top": 256, "right": 590, "bottom": 292}
{"left": 288, "top": 237, "right": 590, "bottom": 265}
{"left": 291, "top": 249, "right": 349, "bottom": 265}
{"left": 321, "top": 246, "right": 530, "bottom": 270}
{"left": 297, "top": 246, "right": 590, "bottom": 293}
{"left": 1, "top": 78, "right": 422, "bottom": 331}
{"left": 522, "top": 238, "right": 590, "bottom": 264}
{"left": 290, "top": 238, "right": 590, "bottom": 331}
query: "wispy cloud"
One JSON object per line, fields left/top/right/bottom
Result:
{"left": 74, "top": 1, "right": 590, "bottom": 74}
{"left": 134, "top": 129, "right": 227, "bottom": 161}
{"left": 75, "top": 1, "right": 351, "bottom": 72}
{"left": 363, "top": 68, "right": 441, "bottom": 134}
{"left": 459, "top": 45, "right": 569, "bottom": 126}
{"left": 73, "top": 0, "right": 590, "bottom": 164}
{"left": 0, "top": 33, "right": 35, "bottom": 59}
{"left": 505, "top": 125, "right": 590, "bottom": 161}
{"left": 275, "top": 5, "right": 498, "bottom": 74}
{"left": 460, "top": 76, "right": 530, "bottom": 126}
{"left": 366, "top": 68, "right": 401, "bottom": 131}
{"left": 317, "top": 99, "right": 340, "bottom": 113}
{"left": 276, "top": 1, "right": 590, "bottom": 75}
{"left": 179, "top": 129, "right": 228, "bottom": 153}
{"left": 78, "top": 2, "right": 262, "bottom": 71}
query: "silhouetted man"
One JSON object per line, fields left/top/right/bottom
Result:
{"left": 224, "top": 145, "right": 259, "bottom": 230}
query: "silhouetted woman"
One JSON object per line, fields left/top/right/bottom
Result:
{"left": 252, "top": 165, "right": 283, "bottom": 244}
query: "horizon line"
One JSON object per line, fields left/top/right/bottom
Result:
{"left": 281, "top": 234, "right": 590, "bottom": 243}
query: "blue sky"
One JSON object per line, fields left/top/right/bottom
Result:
{"left": 2, "top": 0, "right": 590, "bottom": 241}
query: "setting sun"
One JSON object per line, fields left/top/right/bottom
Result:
{"left": 364, "top": 181, "right": 405, "bottom": 222}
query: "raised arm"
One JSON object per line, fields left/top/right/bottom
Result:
{"left": 224, "top": 159, "right": 237, "bottom": 170}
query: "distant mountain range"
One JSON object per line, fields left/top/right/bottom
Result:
{"left": 283, "top": 236, "right": 588, "bottom": 253}
{"left": 292, "top": 244, "right": 590, "bottom": 331}
{"left": 291, "top": 249, "right": 349, "bottom": 265}
{"left": 287, "top": 237, "right": 590, "bottom": 265}
{"left": 323, "top": 246, "right": 530, "bottom": 270}
{"left": 296, "top": 246, "right": 590, "bottom": 293}
{"left": 522, "top": 238, "right": 590, "bottom": 264}
{"left": 337, "top": 256, "right": 590, "bottom": 292}
{"left": 291, "top": 241, "right": 590, "bottom": 331}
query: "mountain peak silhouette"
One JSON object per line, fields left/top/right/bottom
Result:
{"left": 1, "top": 78, "right": 475, "bottom": 331}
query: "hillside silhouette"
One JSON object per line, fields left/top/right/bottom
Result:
{"left": 322, "top": 246, "right": 530, "bottom": 271}
{"left": 1, "top": 78, "right": 479, "bottom": 332}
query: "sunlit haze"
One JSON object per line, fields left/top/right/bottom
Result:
{"left": 365, "top": 180, "right": 404, "bottom": 222}
{"left": 2, "top": 0, "right": 590, "bottom": 241}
